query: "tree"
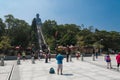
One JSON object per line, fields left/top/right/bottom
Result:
{"left": 0, "top": 18, "right": 6, "bottom": 36}
{"left": 10, "top": 20, "right": 31, "bottom": 48}
{"left": 0, "top": 36, "right": 11, "bottom": 53}
{"left": 30, "top": 18, "right": 39, "bottom": 49}
{"left": 4, "top": 14, "right": 15, "bottom": 29}
{"left": 4, "top": 15, "right": 31, "bottom": 48}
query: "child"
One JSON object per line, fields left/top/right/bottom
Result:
{"left": 17, "top": 52, "right": 21, "bottom": 59}
{"left": 105, "top": 53, "right": 112, "bottom": 69}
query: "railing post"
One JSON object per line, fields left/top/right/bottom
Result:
{"left": 1, "top": 57, "right": 4, "bottom": 66}
{"left": 81, "top": 53, "right": 84, "bottom": 61}
{"left": 92, "top": 53, "right": 95, "bottom": 61}
{"left": 32, "top": 57, "right": 35, "bottom": 64}
{"left": 17, "top": 57, "right": 20, "bottom": 65}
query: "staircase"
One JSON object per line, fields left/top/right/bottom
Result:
{"left": 37, "top": 25, "right": 48, "bottom": 52}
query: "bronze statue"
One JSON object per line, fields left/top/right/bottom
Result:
{"left": 36, "top": 13, "right": 42, "bottom": 25}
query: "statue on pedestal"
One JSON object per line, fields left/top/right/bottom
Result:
{"left": 36, "top": 13, "right": 42, "bottom": 26}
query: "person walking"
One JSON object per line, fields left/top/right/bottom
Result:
{"left": 66, "top": 45, "right": 70, "bottom": 62}
{"left": 56, "top": 52, "right": 64, "bottom": 75}
{"left": 45, "top": 52, "right": 48, "bottom": 63}
{"left": 69, "top": 45, "right": 74, "bottom": 62}
{"left": 105, "top": 53, "right": 112, "bottom": 69}
{"left": 95, "top": 48, "right": 99, "bottom": 59}
{"left": 48, "top": 51, "right": 51, "bottom": 61}
{"left": 116, "top": 52, "right": 120, "bottom": 71}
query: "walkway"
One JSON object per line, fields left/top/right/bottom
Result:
{"left": 1, "top": 54, "right": 120, "bottom": 80}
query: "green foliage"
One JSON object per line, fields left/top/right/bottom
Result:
{"left": 0, "top": 18, "right": 6, "bottom": 36}
{"left": 42, "top": 20, "right": 80, "bottom": 50}
{"left": 4, "top": 14, "right": 31, "bottom": 48}
{"left": 0, "top": 36, "right": 11, "bottom": 50}
{"left": 42, "top": 20, "right": 120, "bottom": 51}
{"left": 0, "top": 14, "right": 120, "bottom": 55}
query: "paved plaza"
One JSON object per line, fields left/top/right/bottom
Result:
{"left": 1, "top": 54, "right": 120, "bottom": 80}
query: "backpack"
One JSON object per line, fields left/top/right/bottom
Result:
{"left": 49, "top": 67, "right": 55, "bottom": 74}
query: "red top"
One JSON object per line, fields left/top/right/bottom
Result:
{"left": 116, "top": 54, "right": 120, "bottom": 64}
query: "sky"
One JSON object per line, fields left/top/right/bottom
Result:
{"left": 0, "top": 0, "right": 120, "bottom": 32}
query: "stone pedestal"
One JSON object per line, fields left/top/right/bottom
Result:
{"left": 32, "top": 57, "right": 35, "bottom": 64}
{"left": 92, "top": 54, "right": 95, "bottom": 61}
{"left": 1, "top": 57, "right": 4, "bottom": 66}
{"left": 17, "top": 57, "right": 20, "bottom": 65}
{"left": 81, "top": 54, "right": 84, "bottom": 61}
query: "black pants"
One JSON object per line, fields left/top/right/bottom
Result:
{"left": 66, "top": 54, "right": 69, "bottom": 62}
{"left": 45, "top": 58, "right": 48, "bottom": 63}
{"left": 117, "top": 63, "right": 120, "bottom": 67}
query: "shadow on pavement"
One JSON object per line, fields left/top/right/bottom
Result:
{"left": 63, "top": 73, "right": 73, "bottom": 76}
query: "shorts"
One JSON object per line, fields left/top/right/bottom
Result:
{"left": 58, "top": 64, "right": 63, "bottom": 69}
{"left": 106, "top": 60, "right": 111, "bottom": 62}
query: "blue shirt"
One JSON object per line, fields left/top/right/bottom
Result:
{"left": 56, "top": 54, "right": 63, "bottom": 64}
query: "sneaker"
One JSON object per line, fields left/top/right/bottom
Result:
{"left": 110, "top": 67, "right": 112, "bottom": 69}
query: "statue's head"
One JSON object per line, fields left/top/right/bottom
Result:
{"left": 36, "top": 13, "right": 39, "bottom": 18}
{"left": 36, "top": 13, "right": 41, "bottom": 25}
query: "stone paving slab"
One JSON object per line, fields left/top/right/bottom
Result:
{"left": 15, "top": 57, "right": 120, "bottom": 80}
{"left": 1, "top": 55, "right": 119, "bottom": 80}
{"left": 0, "top": 61, "right": 15, "bottom": 80}
{"left": 84, "top": 54, "right": 118, "bottom": 70}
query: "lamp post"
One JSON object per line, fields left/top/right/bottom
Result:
{"left": 100, "top": 39, "right": 103, "bottom": 55}
{"left": 92, "top": 48, "right": 95, "bottom": 61}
